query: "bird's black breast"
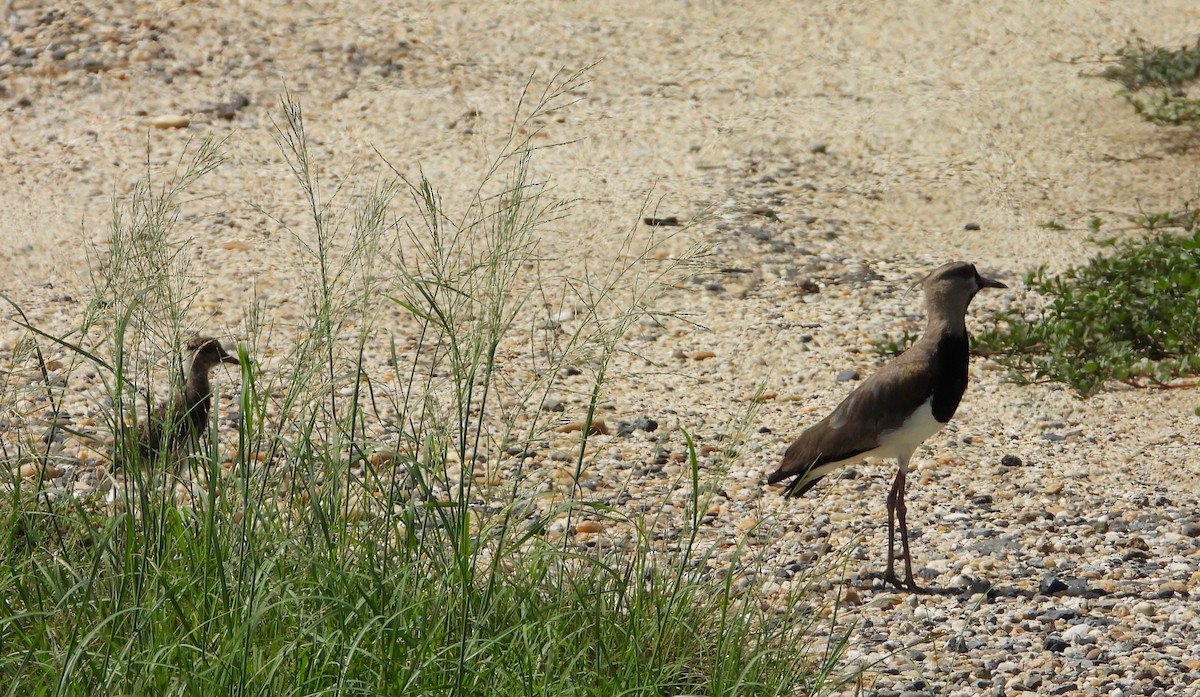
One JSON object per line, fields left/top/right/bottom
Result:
{"left": 929, "top": 332, "right": 969, "bottom": 422}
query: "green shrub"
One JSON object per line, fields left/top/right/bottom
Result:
{"left": 1093, "top": 38, "right": 1200, "bottom": 125}
{"left": 976, "top": 226, "right": 1200, "bottom": 397}
{"left": 1098, "top": 39, "right": 1200, "bottom": 90}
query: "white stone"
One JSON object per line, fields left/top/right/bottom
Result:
{"left": 1063, "top": 623, "right": 1090, "bottom": 643}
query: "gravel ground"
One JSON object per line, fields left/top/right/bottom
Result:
{"left": 3, "top": 2, "right": 1200, "bottom": 695}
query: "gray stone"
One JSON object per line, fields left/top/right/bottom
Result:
{"left": 1001, "top": 453, "right": 1023, "bottom": 467}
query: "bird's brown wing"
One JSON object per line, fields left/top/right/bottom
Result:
{"left": 768, "top": 351, "right": 935, "bottom": 493}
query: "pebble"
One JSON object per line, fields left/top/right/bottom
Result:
{"left": 148, "top": 114, "right": 190, "bottom": 129}
{"left": 616, "top": 416, "right": 659, "bottom": 436}
{"left": 1039, "top": 577, "right": 1069, "bottom": 595}
{"left": 210, "top": 94, "right": 250, "bottom": 120}
{"left": 17, "top": 462, "right": 61, "bottom": 480}
{"left": 836, "top": 369, "right": 859, "bottom": 381}
{"left": 575, "top": 520, "right": 604, "bottom": 534}
{"left": 1063, "top": 623, "right": 1091, "bottom": 643}
{"left": 555, "top": 418, "right": 608, "bottom": 435}
{"left": 367, "top": 450, "right": 398, "bottom": 466}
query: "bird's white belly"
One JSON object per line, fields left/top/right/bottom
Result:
{"left": 803, "top": 399, "right": 946, "bottom": 485}
{"left": 868, "top": 399, "right": 943, "bottom": 469}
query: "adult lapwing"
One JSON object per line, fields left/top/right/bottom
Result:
{"left": 768, "top": 261, "right": 1006, "bottom": 591}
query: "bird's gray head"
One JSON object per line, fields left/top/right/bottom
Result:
{"left": 921, "top": 261, "right": 1007, "bottom": 324}
{"left": 187, "top": 336, "right": 240, "bottom": 372}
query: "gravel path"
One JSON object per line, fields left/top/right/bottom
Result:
{"left": 4, "top": 2, "right": 1200, "bottom": 695}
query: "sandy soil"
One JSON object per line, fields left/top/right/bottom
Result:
{"left": 4, "top": 2, "right": 1199, "bottom": 283}
{"left": 4, "top": 1, "right": 1200, "bottom": 694}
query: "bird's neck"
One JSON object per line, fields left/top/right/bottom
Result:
{"left": 923, "top": 310, "right": 968, "bottom": 339}
{"left": 922, "top": 287, "right": 975, "bottom": 338}
{"left": 184, "top": 363, "right": 213, "bottom": 406}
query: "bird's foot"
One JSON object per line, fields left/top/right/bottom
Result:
{"left": 883, "top": 571, "right": 924, "bottom": 594}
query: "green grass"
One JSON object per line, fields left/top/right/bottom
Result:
{"left": 0, "top": 465, "right": 836, "bottom": 695}
{"left": 0, "top": 74, "right": 848, "bottom": 695}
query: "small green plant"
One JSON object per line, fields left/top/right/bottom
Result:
{"left": 1133, "top": 207, "right": 1200, "bottom": 232}
{"left": 871, "top": 329, "right": 920, "bottom": 358}
{"left": 1126, "top": 91, "right": 1200, "bottom": 126}
{"left": 1092, "top": 38, "right": 1200, "bottom": 125}
{"left": 977, "top": 225, "right": 1200, "bottom": 396}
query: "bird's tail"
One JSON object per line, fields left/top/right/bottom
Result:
{"left": 767, "top": 455, "right": 832, "bottom": 498}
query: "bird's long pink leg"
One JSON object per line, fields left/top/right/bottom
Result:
{"left": 884, "top": 469, "right": 903, "bottom": 589}
{"left": 895, "top": 468, "right": 921, "bottom": 592}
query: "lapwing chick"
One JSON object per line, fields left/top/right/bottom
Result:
{"left": 136, "top": 336, "right": 240, "bottom": 464}
{"left": 767, "top": 261, "right": 1006, "bottom": 592}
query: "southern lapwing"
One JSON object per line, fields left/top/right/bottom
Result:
{"left": 133, "top": 336, "right": 240, "bottom": 464}
{"left": 767, "top": 261, "right": 1006, "bottom": 592}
